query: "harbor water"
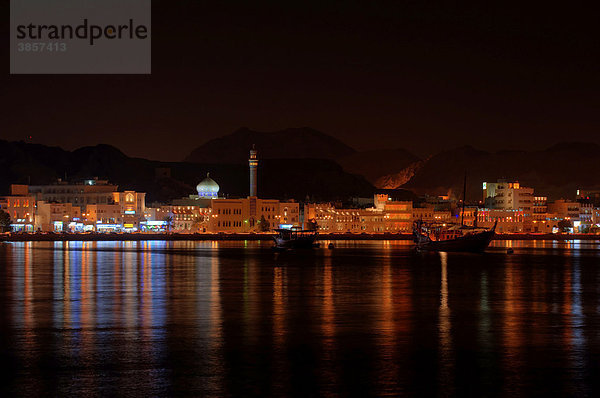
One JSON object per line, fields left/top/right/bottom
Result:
{"left": 1, "top": 240, "right": 599, "bottom": 397}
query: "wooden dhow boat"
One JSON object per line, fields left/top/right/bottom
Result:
{"left": 412, "top": 220, "right": 496, "bottom": 252}
{"left": 412, "top": 173, "right": 496, "bottom": 252}
{"left": 272, "top": 227, "right": 318, "bottom": 250}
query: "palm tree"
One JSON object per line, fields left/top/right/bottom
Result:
{"left": 0, "top": 209, "right": 11, "bottom": 232}
{"left": 163, "top": 215, "right": 173, "bottom": 233}
{"left": 258, "top": 215, "right": 270, "bottom": 232}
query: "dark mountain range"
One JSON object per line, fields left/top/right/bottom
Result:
{"left": 3, "top": 137, "right": 598, "bottom": 205}
{"left": 397, "top": 143, "right": 600, "bottom": 201}
{"left": 184, "top": 127, "right": 356, "bottom": 164}
{"left": 0, "top": 140, "right": 374, "bottom": 203}
{"left": 185, "top": 127, "right": 420, "bottom": 185}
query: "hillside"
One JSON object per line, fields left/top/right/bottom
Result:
{"left": 336, "top": 149, "right": 421, "bottom": 184}
{"left": 4, "top": 138, "right": 598, "bottom": 204}
{"left": 0, "top": 140, "right": 374, "bottom": 203}
{"left": 185, "top": 127, "right": 421, "bottom": 185}
{"left": 397, "top": 143, "right": 600, "bottom": 201}
{"left": 184, "top": 127, "right": 356, "bottom": 163}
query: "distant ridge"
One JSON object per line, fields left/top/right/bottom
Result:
{"left": 394, "top": 142, "right": 600, "bottom": 201}
{"left": 0, "top": 140, "right": 374, "bottom": 203}
{"left": 184, "top": 127, "right": 422, "bottom": 185}
{"left": 185, "top": 127, "right": 356, "bottom": 163}
{"left": 3, "top": 137, "right": 599, "bottom": 204}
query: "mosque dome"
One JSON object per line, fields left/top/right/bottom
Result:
{"left": 196, "top": 173, "right": 220, "bottom": 198}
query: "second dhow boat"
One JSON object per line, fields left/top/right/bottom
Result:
{"left": 272, "top": 226, "right": 319, "bottom": 250}
{"left": 412, "top": 220, "right": 497, "bottom": 252}
{"left": 413, "top": 172, "right": 497, "bottom": 253}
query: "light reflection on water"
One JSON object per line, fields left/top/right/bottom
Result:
{"left": 438, "top": 252, "right": 454, "bottom": 397}
{"left": 2, "top": 240, "right": 600, "bottom": 397}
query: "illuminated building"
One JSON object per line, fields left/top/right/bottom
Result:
{"left": 4, "top": 181, "right": 147, "bottom": 232}
{"left": 111, "top": 191, "right": 147, "bottom": 230}
{"left": 36, "top": 201, "right": 81, "bottom": 232}
{"left": 304, "top": 203, "right": 387, "bottom": 233}
{"left": 29, "top": 178, "right": 118, "bottom": 208}
{"left": 305, "top": 194, "right": 413, "bottom": 233}
{"left": 547, "top": 199, "right": 593, "bottom": 232}
{"left": 0, "top": 185, "right": 36, "bottom": 231}
{"left": 209, "top": 198, "right": 299, "bottom": 233}
{"left": 81, "top": 191, "right": 147, "bottom": 232}
{"left": 376, "top": 194, "right": 413, "bottom": 232}
{"left": 533, "top": 196, "right": 548, "bottom": 221}
{"left": 412, "top": 204, "right": 452, "bottom": 223}
{"left": 547, "top": 200, "right": 581, "bottom": 220}
{"left": 577, "top": 200, "right": 593, "bottom": 232}
{"left": 477, "top": 209, "right": 528, "bottom": 233}
{"left": 483, "top": 180, "right": 534, "bottom": 216}
{"left": 85, "top": 204, "right": 123, "bottom": 231}
{"left": 156, "top": 205, "right": 211, "bottom": 232}
{"left": 457, "top": 206, "right": 478, "bottom": 227}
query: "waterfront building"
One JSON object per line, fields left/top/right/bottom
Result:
{"left": 305, "top": 194, "right": 413, "bottom": 233}
{"left": 209, "top": 198, "right": 299, "bottom": 233}
{"left": 483, "top": 180, "right": 534, "bottom": 215}
{"left": 544, "top": 199, "right": 592, "bottom": 232}
{"left": 36, "top": 201, "right": 82, "bottom": 232}
{"left": 381, "top": 200, "right": 413, "bottom": 232}
{"left": 0, "top": 185, "right": 37, "bottom": 231}
{"left": 412, "top": 204, "right": 452, "bottom": 223}
{"left": 1, "top": 181, "right": 148, "bottom": 232}
{"left": 533, "top": 196, "right": 548, "bottom": 221}
{"left": 157, "top": 205, "right": 211, "bottom": 232}
{"left": 547, "top": 199, "right": 581, "bottom": 220}
{"left": 373, "top": 194, "right": 413, "bottom": 231}
{"left": 111, "top": 191, "right": 147, "bottom": 230}
{"left": 84, "top": 204, "right": 124, "bottom": 231}
{"left": 477, "top": 209, "right": 528, "bottom": 233}
{"left": 29, "top": 178, "right": 118, "bottom": 208}
{"left": 304, "top": 203, "right": 387, "bottom": 233}
{"left": 455, "top": 206, "right": 478, "bottom": 227}
{"left": 82, "top": 193, "right": 147, "bottom": 232}
{"left": 577, "top": 199, "right": 594, "bottom": 232}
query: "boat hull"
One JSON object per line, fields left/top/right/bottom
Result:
{"left": 273, "top": 235, "right": 317, "bottom": 249}
{"left": 414, "top": 229, "right": 495, "bottom": 252}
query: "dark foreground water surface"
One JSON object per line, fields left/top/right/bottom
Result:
{"left": 1, "top": 240, "right": 600, "bottom": 397}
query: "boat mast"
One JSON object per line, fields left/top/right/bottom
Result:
{"left": 461, "top": 173, "right": 466, "bottom": 226}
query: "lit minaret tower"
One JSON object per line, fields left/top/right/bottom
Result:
{"left": 249, "top": 144, "right": 258, "bottom": 197}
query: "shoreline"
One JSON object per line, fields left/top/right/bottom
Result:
{"left": 2, "top": 232, "right": 600, "bottom": 242}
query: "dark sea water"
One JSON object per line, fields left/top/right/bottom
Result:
{"left": 1, "top": 240, "right": 600, "bottom": 397}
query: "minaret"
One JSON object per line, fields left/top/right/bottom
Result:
{"left": 249, "top": 145, "right": 258, "bottom": 197}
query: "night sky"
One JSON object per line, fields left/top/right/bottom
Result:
{"left": 2, "top": 1, "right": 598, "bottom": 161}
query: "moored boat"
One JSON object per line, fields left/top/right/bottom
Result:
{"left": 412, "top": 220, "right": 496, "bottom": 252}
{"left": 412, "top": 172, "right": 496, "bottom": 252}
{"left": 272, "top": 227, "right": 318, "bottom": 250}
